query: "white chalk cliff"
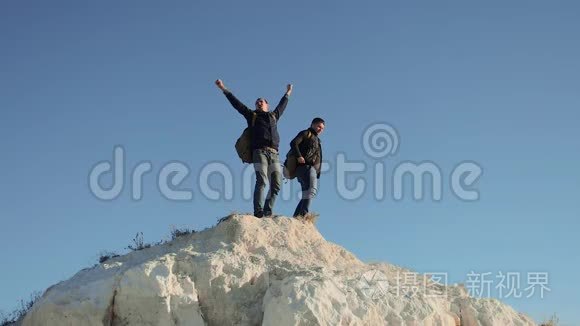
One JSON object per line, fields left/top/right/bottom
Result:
{"left": 21, "top": 215, "right": 536, "bottom": 326}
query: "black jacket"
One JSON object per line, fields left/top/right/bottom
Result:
{"left": 290, "top": 127, "right": 323, "bottom": 176}
{"left": 224, "top": 90, "right": 288, "bottom": 151}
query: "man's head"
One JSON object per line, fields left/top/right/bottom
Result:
{"left": 255, "top": 98, "right": 269, "bottom": 112}
{"left": 311, "top": 117, "right": 325, "bottom": 135}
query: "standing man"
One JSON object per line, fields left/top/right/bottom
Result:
{"left": 290, "top": 117, "right": 324, "bottom": 217}
{"left": 215, "top": 79, "right": 293, "bottom": 218}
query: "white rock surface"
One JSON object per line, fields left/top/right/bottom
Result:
{"left": 21, "top": 215, "right": 536, "bottom": 326}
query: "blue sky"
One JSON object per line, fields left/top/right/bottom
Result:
{"left": 1, "top": 0, "right": 578, "bottom": 324}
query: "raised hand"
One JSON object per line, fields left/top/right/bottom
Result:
{"left": 215, "top": 79, "right": 226, "bottom": 91}
{"left": 286, "top": 84, "right": 293, "bottom": 96}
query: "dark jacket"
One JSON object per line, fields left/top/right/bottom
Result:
{"left": 290, "top": 127, "right": 323, "bottom": 177}
{"left": 223, "top": 90, "right": 288, "bottom": 151}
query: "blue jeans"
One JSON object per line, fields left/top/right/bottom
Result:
{"left": 253, "top": 148, "right": 282, "bottom": 217}
{"left": 293, "top": 165, "right": 318, "bottom": 217}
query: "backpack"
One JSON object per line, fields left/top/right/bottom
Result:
{"left": 235, "top": 113, "right": 257, "bottom": 163}
{"left": 283, "top": 130, "right": 313, "bottom": 179}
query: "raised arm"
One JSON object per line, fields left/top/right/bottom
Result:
{"left": 273, "top": 84, "right": 293, "bottom": 119}
{"left": 215, "top": 79, "right": 252, "bottom": 118}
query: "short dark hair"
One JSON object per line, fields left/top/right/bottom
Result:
{"left": 255, "top": 98, "right": 268, "bottom": 104}
{"left": 311, "top": 117, "right": 325, "bottom": 125}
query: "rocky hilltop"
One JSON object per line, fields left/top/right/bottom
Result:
{"left": 20, "top": 215, "right": 536, "bottom": 326}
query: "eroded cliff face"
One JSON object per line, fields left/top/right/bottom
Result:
{"left": 21, "top": 215, "right": 536, "bottom": 326}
